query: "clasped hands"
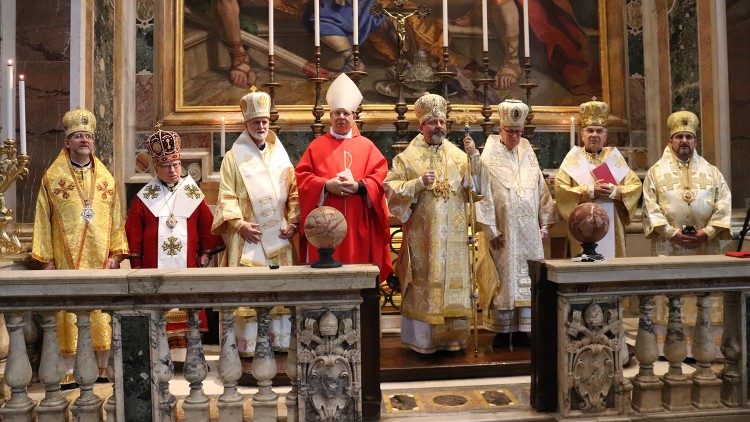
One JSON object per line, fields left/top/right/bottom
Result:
{"left": 593, "top": 180, "right": 613, "bottom": 199}
{"left": 670, "top": 229, "right": 708, "bottom": 249}
{"left": 239, "top": 221, "right": 297, "bottom": 244}
{"left": 325, "top": 174, "right": 359, "bottom": 197}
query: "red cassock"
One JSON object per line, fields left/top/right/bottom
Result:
{"left": 124, "top": 196, "right": 225, "bottom": 269}
{"left": 296, "top": 131, "right": 392, "bottom": 282}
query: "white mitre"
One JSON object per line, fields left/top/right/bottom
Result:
{"left": 497, "top": 99, "right": 529, "bottom": 128}
{"left": 326, "top": 73, "right": 362, "bottom": 111}
{"left": 240, "top": 87, "right": 271, "bottom": 122}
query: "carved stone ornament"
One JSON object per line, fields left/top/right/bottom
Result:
{"left": 564, "top": 302, "right": 621, "bottom": 413}
{"left": 298, "top": 309, "right": 361, "bottom": 421}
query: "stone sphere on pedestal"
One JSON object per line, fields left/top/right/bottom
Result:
{"left": 303, "top": 206, "right": 347, "bottom": 268}
{"left": 568, "top": 203, "right": 610, "bottom": 261}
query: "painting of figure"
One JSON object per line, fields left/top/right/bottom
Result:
{"left": 181, "top": 0, "right": 602, "bottom": 110}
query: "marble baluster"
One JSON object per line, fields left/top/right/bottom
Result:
{"left": 285, "top": 310, "right": 298, "bottom": 422}
{"left": 719, "top": 292, "right": 742, "bottom": 407}
{"left": 155, "top": 310, "right": 176, "bottom": 421}
{"left": 21, "top": 313, "right": 38, "bottom": 384}
{"left": 252, "top": 307, "right": 278, "bottom": 421}
{"left": 0, "top": 313, "right": 36, "bottom": 421}
{"left": 217, "top": 309, "right": 244, "bottom": 421}
{"left": 614, "top": 298, "right": 632, "bottom": 414}
{"left": 661, "top": 295, "right": 692, "bottom": 411}
{"left": 631, "top": 295, "right": 663, "bottom": 413}
{"left": 35, "top": 312, "right": 69, "bottom": 422}
{"left": 104, "top": 313, "right": 118, "bottom": 422}
{"left": 690, "top": 293, "right": 722, "bottom": 409}
{"left": 182, "top": 309, "right": 209, "bottom": 420}
{"left": 70, "top": 311, "right": 104, "bottom": 421}
{"left": 0, "top": 314, "right": 9, "bottom": 405}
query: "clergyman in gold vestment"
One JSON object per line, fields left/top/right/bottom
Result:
{"left": 384, "top": 93, "right": 478, "bottom": 354}
{"left": 643, "top": 111, "right": 732, "bottom": 355}
{"left": 555, "top": 98, "right": 642, "bottom": 258}
{"left": 31, "top": 108, "right": 129, "bottom": 380}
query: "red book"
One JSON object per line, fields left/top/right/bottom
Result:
{"left": 591, "top": 162, "right": 617, "bottom": 185}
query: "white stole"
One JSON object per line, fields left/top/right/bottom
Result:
{"left": 560, "top": 147, "right": 627, "bottom": 259}
{"left": 137, "top": 176, "right": 204, "bottom": 268}
{"left": 231, "top": 131, "right": 292, "bottom": 266}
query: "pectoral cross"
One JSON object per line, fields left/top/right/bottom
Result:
{"left": 694, "top": 173, "right": 711, "bottom": 190}
{"left": 659, "top": 173, "right": 680, "bottom": 191}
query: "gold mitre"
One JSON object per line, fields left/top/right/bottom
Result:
{"left": 578, "top": 97, "right": 610, "bottom": 127}
{"left": 497, "top": 99, "right": 529, "bottom": 128}
{"left": 62, "top": 107, "right": 97, "bottom": 137}
{"left": 414, "top": 93, "right": 447, "bottom": 123}
{"left": 326, "top": 73, "right": 362, "bottom": 112}
{"left": 240, "top": 86, "right": 271, "bottom": 122}
{"left": 667, "top": 110, "right": 699, "bottom": 137}
{"left": 146, "top": 128, "right": 181, "bottom": 164}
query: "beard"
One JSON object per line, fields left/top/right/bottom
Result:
{"left": 430, "top": 132, "right": 445, "bottom": 144}
{"left": 249, "top": 131, "right": 267, "bottom": 143}
{"left": 74, "top": 146, "right": 91, "bottom": 156}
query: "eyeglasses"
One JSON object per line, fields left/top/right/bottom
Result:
{"left": 158, "top": 161, "right": 181, "bottom": 169}
{"left": 70, "top": 132, "right": 94, "bottom": 140}
{"left": 503, "top": 129, "right": 523, "bottom": 136}
{"left": 332, "top": 110, "right": 353, "bottom": 118}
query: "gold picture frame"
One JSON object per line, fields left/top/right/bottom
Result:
{"left": 156, "top": 0, "right": 628, "bottom": 130}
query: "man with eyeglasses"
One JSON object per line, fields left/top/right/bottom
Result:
{"left": 296, "top": 73, "right": 392, "bottom": 284}
{"left": 555, "top": 98, "right": 642, "bottom": 258}
{"left": 470, "top": 99, "right": 556, "bottom": 347}
{"left": 125, "top": 128, "right": 224, "bottom": 364}
{"left": 384, "top": 93, "right": 478, "bottom": 354}
{"left": 31, "top": 107, "right": 130, "bottom": 383}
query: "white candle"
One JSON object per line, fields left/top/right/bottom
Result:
{"left": 569, "top": 116, "right": 575, "bottom": 149}
{"left": 443, "top": 0, "right": 449, "bottom": 48}
{"left": 353, "top": 0, "right": 359, "bottom": 45}
{"left": 220, "top": 116, "right": 226, "bottom": 157}
{"left": 18, "top": 75, "right": 26, "bottom": 155}
{"left": 314, "top": 0, "right": 320, "bottom": 47}
{"left": 523, "top": 0, "right": 530, "bottom": 58}
{"left": 269, "top": 2, "right": 274, "bottom": 56}
{"left": 481, "top": 0, "right": 488, "bottom": 52}
{"left": 6, "top": 60, "right": 14, "bottom": 140}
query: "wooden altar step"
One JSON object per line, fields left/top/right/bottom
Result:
{"left": 380, "top": 331, "right": 531, "bottom": 383}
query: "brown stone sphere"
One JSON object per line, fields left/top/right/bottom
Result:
{"left": 303, "top": 206, "right": 348, "bottom": 249}
{"left": 568, "top": 203, "right": 610, "bottom": 243}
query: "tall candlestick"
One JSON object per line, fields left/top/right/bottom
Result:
{"left": 523, "top": 0, "right": 530, "bottom": 58}
{"left": 569, "top": 116, "right": 575, "bottom": 149}
{"left": 481, "top": 0, "right": 488, "bottom": 52}
{"left": 314, "top": 0, "right": 320, "bottom": 47}
{"left": 6, "top": 60, "right": 14, "bottom": 140}
{"left": 268, "top": 2, "right": 274, "bottom": 56}
{"left": 443, "top": 0, "right": 449, "bottom": 47}
{"left": 220, "top": 116, "right": 226, "bottom": 157}
{"left": 18, "top": 75, "right": 26, "bottom": 155}
{"left": 353, "top": 0, "right": 359, "bottom": 45}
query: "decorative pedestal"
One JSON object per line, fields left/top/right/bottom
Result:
{"left": 631, "top": 378, "right": 663, "bottom": 413}
{"left": 691, "top": 377, "right": 722, "bottom": 409}
{"left": 661, "top": 377, "right": 692, "bottom": 411}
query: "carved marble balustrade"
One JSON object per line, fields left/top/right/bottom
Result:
{"left": 0, "top": 265, "right": 380, "bottom": 421}
{"left": 531, "top": 255, "right": 750, "bottom": 420}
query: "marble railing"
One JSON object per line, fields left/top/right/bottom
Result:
{"left": 530, "top": 255, "right": 750, "bottom": 419}
{"left": 0, "top": 265, "right": 379, "bottom": 422}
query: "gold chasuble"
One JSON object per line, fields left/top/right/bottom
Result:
{"left": 555, "top": 146, "right": 642, "bottom": 257}
{"left": 32, "top": 149, "right": 129, "bottom": 355}
{"left": 385, "top": 135, "right": 472, "bottom": 353}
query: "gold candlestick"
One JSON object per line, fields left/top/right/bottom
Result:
{"left": 518, "top": 57, "right": 538, "bottom": 143}
{"left": 0, "top": 138, "right": 30, "bottom": 256}
{"left": 309, "top": 46, "right": 327, "bottom": 136}
{"left": 473, "top": 51, "right": 495, "bottom": 136}
{"left": 346, "top": 44, "right": 368, "bottom": 131}
{"left": 263, "top": 54, "right": 282, "bottom": 134}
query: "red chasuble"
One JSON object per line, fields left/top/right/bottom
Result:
{"left": 296, "top": 131, "right": 392, "bottom": 281}
{"left": 125, "top": 196, "right": 225, "bottom": 269}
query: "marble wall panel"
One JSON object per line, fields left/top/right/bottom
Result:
{"left": 727, "top": 0, "right": 750, "bottom": 208}
{"left": 14, "top": 0, "right": 71, "bottom": 223}
{"left": 93, "top": 0, "right": 115, "bottom": 168}
{"left": 668, "top": 0, "right": 700, "bottom": 116}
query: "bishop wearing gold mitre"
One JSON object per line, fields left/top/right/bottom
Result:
{"left": 32, "top": 107, "right": 129, "bottom": 381}
{"left": 384, "top": 93, "right": 478, "bottom": 354}
{"left": 554, "top": 98, "right": 642, "bottom": 258}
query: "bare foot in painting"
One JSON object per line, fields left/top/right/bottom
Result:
{"left": 227, "top": 43, "right": 257, "bottom": 88}
{"left": 494, "top": 37, "right": 521, "bottom": 90}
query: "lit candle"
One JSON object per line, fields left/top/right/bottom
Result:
{"left": 353, "top": 0, "right": 359, "bottom": 46}
{"left": 6, "top": 60, "right": 14, "bottom": 140}
{"left": 18, "top": 75, "right": 26, "bottom": 155}
{"left": 481, "top": 0, "right": 488, "bottom": 52}
{"left": 523, "top": 0, "right": 530, "bottom": 58}
{"left": 443, "top": 0, "right": 448, "bottom": 48}
{"left": 268, "top": 2, "right": 274, "bottom": 56}
{"left": 569, "top": 116, "right": 575, "bottom": 150}
{"left": 220, "top": 116, "right": 226, "bottom": 157}
{"left": 314, "top": 0, "right": 320, "bottom": 47}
